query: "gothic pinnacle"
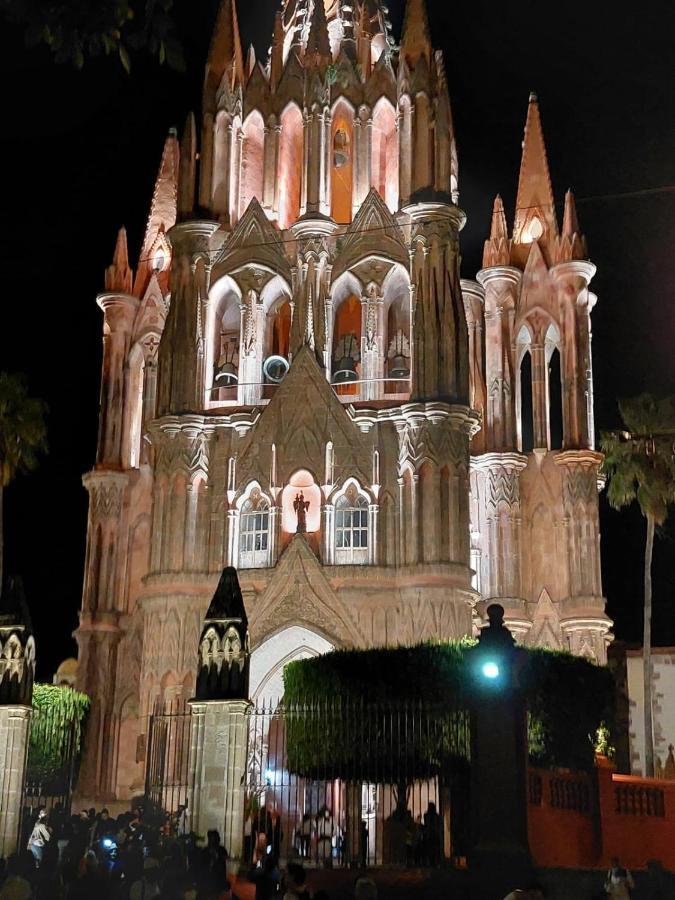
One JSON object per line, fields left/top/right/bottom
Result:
{"left": 400, "top": 0, "right": 432, "bottom": 68}
{"left": 514, "top": 92, "right": 557, "bottom": 242}
{"left": 306, "top": 0, "right": 332, "bottom": 64}
{"left": 105, "top": 227, "right": 133, "bottom": 293}
{"left": 562, "top": 189, "right": 580, "bottom": 237}
{"left": 204, "top": 0, "right": 244, "bottom": 111}
{"left": 490, "top": 194, "right": 508, "bottom": 240}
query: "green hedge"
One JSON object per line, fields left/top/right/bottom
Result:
{"left": 283, "top": 642, "right": 615, "bottom": 775}
{"left": 28, "top": 684, "right": 90, "bottom": 789}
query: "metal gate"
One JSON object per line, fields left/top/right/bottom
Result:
{"left": 243, "top": 699, "right": 471, "bottom": 867}
{"left": 145, "top": 702, "right": 191, "bottom": 823}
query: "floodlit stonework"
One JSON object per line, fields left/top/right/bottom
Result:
{"left": 75, "top": 0, "right": 612, "bottom": 802}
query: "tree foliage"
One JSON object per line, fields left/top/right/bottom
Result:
{"left": 27, "top": 684, "right": 90, "bottom": 791}
{"left": 0, "top": 0, "right": 184, "bottom": 71}
{"left": 0, "top": 373, "right": 47, "bottom": 491}
{"left": 601, "top": 393, "right": 675, "bottom": 778}
{"left": 601, "top": 394, "right": 675, "bottom": 525}
{"left": 282, "top": 642, "right": 615, "bottom": 778}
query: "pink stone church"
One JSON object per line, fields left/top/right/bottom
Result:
{"left": 75, "top": 0, "right": 612, "bottom": 803}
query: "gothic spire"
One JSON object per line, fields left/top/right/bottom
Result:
{"left": 400, "top": 0, "right": 432, "bottom": 68}
{"left": 306, "top": 0, "right": 332, "bottom": 64}
{"left": 270, "top": 10, "right": 284, "bottom": 89}
{"left": 562, "top": 189, "right": 580, "bottom": 237}
{"left": 246, "top": 43, "right": 256, "bottom": 79}
{"left": 104, "top": 227, "right": 133, "bottom": 293}
{"left": 134, "top": 130, "right": 179, "bottom": 296}
{"left": 178, "top": 112, "right": 198, "bottom": 219}
{"left": 490, "top": 195, "right": 508, "bottom": 240}
{"left": 204, "top": 0, "right": 244, "bottom": 112}
{"left": 204, "top": 566, "right": 248, "bottom": 628}
{"left": 196, "top": 567, "right": 250, "bottom": 702}
{"left": 513, "top": 93, "right": 557, "bottom": 243}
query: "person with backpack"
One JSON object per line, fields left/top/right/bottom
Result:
{"left": 605, "top": 858, "right": 635, "bottom": 899}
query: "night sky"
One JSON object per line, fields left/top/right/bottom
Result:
{"left": 1, "top": 0, "right": 674, "bottom": 680}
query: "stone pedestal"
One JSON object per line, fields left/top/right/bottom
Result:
{"left": 188, "top": 698, "right": 250, "bottom": 859}
{"left": 0, "top": 706, "right": 31, "bottom": 858}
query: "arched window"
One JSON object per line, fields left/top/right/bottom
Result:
{"left": 331, "top": 101, "right": 354, "bottom": 224}
{"left": 545, "top": 323, "right": 563, "bottom": 450}
{"left": 239, "top": 489, "right": 271, "bottom": 569}
{"left": 332, "top": 295, "right": 361, "bottom": 395}
{"left": 278, "top": 104, "right": 303, "bottom": 229}
{"left": 239, "top": 112, "right": 265, "bottom": 217}
{"left": 334, "top": 485, "right": 369, "bottom": 565}
{"left": 520, "top": 351, "right": 534, "bottom": 453}
{"left": 371, "top": 101, "right": 398, "bottom": 212}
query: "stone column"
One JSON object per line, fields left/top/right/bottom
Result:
{"left": 96, "top": 293, "right": 139, "bottom": 467}
{"left": 554, "top": 450, "right": 611, "bottom": 662}
{"left": 188, "top": 698, "right": 250, "bottom": 859}
{"left": 188, "top": 568, "right": 251, "bottom": 863}
{"left": 0, "top": 706, "right": 32, "bottom": 858}
{"left": 550, "top": 261, "right": 596, "bottom": 450}
{"left": 0, "top": 577, "right": 35, "bottom": 858}
{"left": 472, "top": 452, "right": 531, "bottom": 639}
{"left": 476, "top": 267, "right": 522, "bottom": 452}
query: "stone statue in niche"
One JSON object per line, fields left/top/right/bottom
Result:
{"left": 293, "top": 492, "right": 310, "bottom": 533}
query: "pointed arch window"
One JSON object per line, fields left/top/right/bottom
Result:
{"left": 239, "top": 489, "right": 271, "bottom": 569}
{"left": 334, "top": 485, "right": 369, "bottom": 565}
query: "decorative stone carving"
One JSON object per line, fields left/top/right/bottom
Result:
{"left": 196, "top": 567, "right": 250, "bottom": 701}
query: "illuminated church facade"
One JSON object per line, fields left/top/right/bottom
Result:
{"left": 75, "top": 0, "right": 612, "bottom": 801}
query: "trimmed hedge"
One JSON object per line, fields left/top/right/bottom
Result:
{"left": 28, "top": 684, "right": 90, "bottom": 789}
{"left": 283, "top": 642, "right": 615, "bottom": 774}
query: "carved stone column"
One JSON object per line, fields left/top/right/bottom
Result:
{"left": 96, "top": 293, "right": 139, "bottom": 467}
{"left": 472, "top": 452, "right": 531, "bottom": 638}
{"left": 0, "top": 578, "right": 35, "bottom": 858}
{"left": 554, "top": 450, "right": 611, "bottom": 661}
{"left": 476, "top": 266, "right": 522, "bottom": 451}
{"left": 157, "top": 221, "right": 220, "bottom": 416}
{"left": 188, "top": 569, "right": 251, "bottom": 863}
{"left": 550, "top": 261, "right": 596, "bottom": 450}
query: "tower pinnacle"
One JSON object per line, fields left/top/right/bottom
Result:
{"left": 400, "top": 0, "right": 432, "bottom": 68}
{"left": 306, "top": 0, "right": 332, "bottom": 64}
{"left": 513, "top": 93, "right": 557, "bottom": 245}
{"left": 204, "top": 0, "right": 244, "bottom": 111}
{"left": 105, "top": 227, "right": 133, "bottom": 293}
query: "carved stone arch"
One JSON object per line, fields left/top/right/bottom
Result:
{"left": 212, "top": 198, "right": 291, "bottom": 283}
{"left": 328, "top": 474, "right": 373, "bottom": 506}
{"left": 243, "top": 64, "right": 271, "bottom": 120}
{"left": 332, "top": 189, "right": 408, "bottom": 279}
{"left": 249, "top": 625, "right": 336, "bottom": 706}
{"left": 234, "top": 479, "right": 272, "bottom": 510}
{"left": 365, "top": 54, "right": 397, "bottom": 109}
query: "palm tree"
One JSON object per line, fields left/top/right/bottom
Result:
{"left": 0, "top": 373, "right": 48, "bottom": 590}
{"left": 601, "top": 394, "right": 675, "bottom": 777}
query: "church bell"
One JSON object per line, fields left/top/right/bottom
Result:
{"left": 389, "top": 355, "right": 411, "bottom": 379}
{"left": 214, "top": 361, "right": 238, "bottom": 386}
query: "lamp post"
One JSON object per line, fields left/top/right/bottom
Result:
{"left": 468, "top": 603, "right": 532, "bottom": 893}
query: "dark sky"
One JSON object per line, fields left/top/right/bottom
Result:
{"left": 1, "top": 0, "right": 674, "bottom": 680}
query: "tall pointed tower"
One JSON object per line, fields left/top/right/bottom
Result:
{"left": 465, "top": 94, "right": 611, "bottom": 660}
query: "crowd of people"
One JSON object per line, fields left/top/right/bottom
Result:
{"left": 0, "top": 804, "right": 383, "bottom": 900}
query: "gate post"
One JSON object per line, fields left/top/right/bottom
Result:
{"left": 0, "top": 577, "right": 36, "bottom": 858}
{"left": 468, "top": 604, "right": 532, "bottom": 892}
{"left": 187, "top": 568, "right": 251, "bottom": 864}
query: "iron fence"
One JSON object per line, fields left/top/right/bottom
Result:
{"left": 145, "top": 701, "right": 191, "bottom": 822}
{"left": 243, "top": 698, "right": 471, "bottom": 867}
{"left": 143, "top": 697, "right": 472, "bottom": 866}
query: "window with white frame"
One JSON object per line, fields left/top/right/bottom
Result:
{"left": 239, "top": 489, "right": 271, "bottom": 568}
{"left": 334, "top": 486, "right": 369, "bottom": 564}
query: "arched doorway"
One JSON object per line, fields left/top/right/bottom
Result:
{"left": 250, "top": 625, "right": 335, "bottom": 706}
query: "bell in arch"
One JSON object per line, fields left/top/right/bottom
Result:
{"left": 214, "top": 337, "right": 239, "bottom": 386}
{"left": 387, "top": 330, "right": 411, "bottom": 380}
{"left": 333, "top": 333, "right": 359, "bottom": 384}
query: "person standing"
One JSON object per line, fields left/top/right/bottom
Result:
{"left": 605, "top": 858, "right": 634, "bottom": 899}
{"left": 27, "top": 808, "right": 51, "bottom": 868}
